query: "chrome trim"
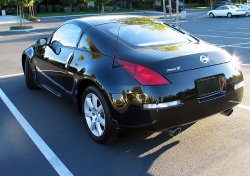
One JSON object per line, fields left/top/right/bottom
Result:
{"left": 143, "top": 100, "right": 182, "bottom": 110}
{"left": 234, "top": 81, "right": 244, "bottom": 90}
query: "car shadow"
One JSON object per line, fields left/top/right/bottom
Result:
{"left": 0, "top": 76, "right": 194, "bottom": 176}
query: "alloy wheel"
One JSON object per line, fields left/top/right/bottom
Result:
{"left": 84, "top": 93, "right": 106, "bottom": 137}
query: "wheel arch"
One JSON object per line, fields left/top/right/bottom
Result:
{"left": 76, "top": 78, "right": 111, "bottom": 115}
{"left": 22, "top": 53, "right": 27, "bottom": 73}
{"left": 22, "top": 47, "right": 35, "bottom": 73}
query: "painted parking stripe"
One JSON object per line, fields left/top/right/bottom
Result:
{"left": 235, "top": 27, "right": 250, "bottom": 30}
{"left": 220, "top": 45, "right": 250, "bottom": 49}
{"left": 0, "top": 73, "right": 24, "bottom": 79}
{"left": 219, "top": 42, "right": 250, "bottom": 47}
{"left": 208, "top": 30, "right": 250, "bottom": 35}
{"left": 195, "top": 34, "right": 250, "bottom": 40}
{"left": 0, "top": 89, "right": 73, "bottom": 176}
{"left": 242, "top": 64, "right": 250, "bottom": 67}
{"left": 238, "top": 104, "right": 250, "bottom": 111}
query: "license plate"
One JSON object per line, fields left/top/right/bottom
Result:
{"left": 196, "top": 76, "right": 220, "bottom": 97}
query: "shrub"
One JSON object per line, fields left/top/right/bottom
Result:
{"left": 105, "top": 6, "right": 112, "bottom": 12}
{"left": 73, "top": 7, "right": 80, "bottom": 12}
{"left": 55, "top": 5, "right": 62, "bottom": 12}
{"left": 47, "top": 5, "right": 53, "bottom": 12}
{"left": 26, "top": 16, "right": 37, "bottom": 21}
{"left": 39, "top": 5, "right": 46, "bottom": 12}
{"left": 10, "top": 26, "right": 33, "bottom": 30}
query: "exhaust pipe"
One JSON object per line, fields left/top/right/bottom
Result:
{"left": 221, "top": 108, "right": 233, "bottom": 116}
{"left": 167, "top": 127, "right": 182, "bottom": 137}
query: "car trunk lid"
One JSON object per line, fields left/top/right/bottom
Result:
{"left": 116, "top": 42, "right": 232, "bottom": 75}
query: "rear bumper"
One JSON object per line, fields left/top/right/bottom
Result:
{"left": 233, "top": 12, "right": 246, "bottom": 16}
{"left": 109, "top": 62, "right": 244, "bottom": 130}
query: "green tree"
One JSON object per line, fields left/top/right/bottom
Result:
{"left": 143, "top": 0, "right": 161, "bottom": 10}
{"left": 84, "top": 0, "right": 112, "bottom": 14}
{"left": 0, "top": 0, "right": 8, "bottom": 11}
{"left": 24, "top": 0, "right": 40, "bottom": 17}
{"left": 127, "top": 0, "right": 137, "bottom": 11}
{"left": 61, "top": 0, "right": 78, "bottom": 14}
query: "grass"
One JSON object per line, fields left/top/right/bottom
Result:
{"left": 10, "top": 25, "right": 33, "bottom": 30}
{"left": 35, "top": 9, "right": 152, "bottom": 18}
{"left": 34, "top": 7, "right": 209, "bottom": 18}
{"left": 36, "top": 11, "right": 98, "bottom": 17}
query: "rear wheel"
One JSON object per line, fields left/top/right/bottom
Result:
{"left": 209, "top": 13, "right": 214, "bottom": 18}
{"left": 81, "top": 86, "right": 117, "bottom": 143}
{"left": 227, "top": 13, "right": 232, "bottom": 18}
{"left": 24, "top": 58, "right": 38, "bottom": 89}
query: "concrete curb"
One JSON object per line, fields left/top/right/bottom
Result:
{"left": 38, "top": 11, "right": 165, "bottom": 19}
{"left": 8, "top": 28, "right": 36, "bottom": 32}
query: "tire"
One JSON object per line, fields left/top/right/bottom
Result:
{"left": 24, "top": 58, "right": 38, "bottom": 89}
{"left": 227, "top": 13, "right": 232, "bottom": 18}
{"left": 209, "top": 13, "right": 214, "bottom": 18}
{"left": 81, "top": 86, "right": 117, "bottom": 144}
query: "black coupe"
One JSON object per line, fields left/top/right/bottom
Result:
{"left": 22, "top": 15, "right": 244, "bottom": 143}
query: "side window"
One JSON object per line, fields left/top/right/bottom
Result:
{"left": 223, "top": 6, "right": 229, "bottom": 10}
{"left": 78, "top": 33, "right": 91, "bottom": 51}
{"left": 51, "top": 24, "right": 81, "bottom": 47}
{"left": 78, "top": 33, "right": 101, "bottom": 54}
{"left": 78, "top": 32, "right": 102, "bottom": 59}
{"left": 217, "top": 7, "right": 223, "bottom": 10}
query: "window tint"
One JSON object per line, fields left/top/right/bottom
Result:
{"left": 107, "top": 22, "right": 194, "bottom": 47}
{"left": 217, "top": 6, "right": 223, "bottom": 10}
{"left": 222, "top": 6, "right": 229, "bottom": 10}
{"left": 78, "top": 32, "right": 102, "bottom": 59}
{"left": 78, "top": 33, "right": 91, "bottom": 51}
{"left": 51, "top": 24, "right": 81, "bottom": 47}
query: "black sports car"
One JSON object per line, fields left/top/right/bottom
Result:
{"left": 22, "top": 15, "right": 244, "bottom": 143}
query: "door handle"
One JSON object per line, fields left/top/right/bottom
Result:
{"left": 65, "top": 53, "right": 74, "bottom": 69}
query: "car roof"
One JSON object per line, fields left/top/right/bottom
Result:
{"left": 75, "top": 15, "right": 144, "bottom": 26}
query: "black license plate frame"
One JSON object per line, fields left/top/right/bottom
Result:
{"left": 196, "top": 76, "right": 220, "bottom": 98}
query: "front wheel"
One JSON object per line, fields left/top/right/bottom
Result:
{"left": 227, "top": 13, "right": 232, "bottom": 18}
{"left": 209, "top": 13, "right": 214, "bottom": 18}
{"left": 81, "top": 86, "right": 117, "bottom": 143}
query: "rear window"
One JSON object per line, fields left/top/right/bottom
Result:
{"left": 97, "top": 17, "right": 196, "bottom": 48}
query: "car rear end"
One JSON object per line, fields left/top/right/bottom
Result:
{"left": 230, "top": 5, "right": 246, "bottom": 16}
{"left": 141, "top": 50, "right": 243, "bottom": 130}
{"left": 242, "top": 4, "right": 250, "bottom": 15}
{"left": 96, "top": 16, "right": 244, "bottom": 130}
{"left": 113, "top": 41, "right": 244, "bottom": 130}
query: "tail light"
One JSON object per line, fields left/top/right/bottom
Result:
{"left": 116, "top": 59, "right": 170, "bottom": 86}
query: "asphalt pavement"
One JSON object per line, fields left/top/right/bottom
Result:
{"left": 1, "top": 11, "right": 250, "bottom": 176}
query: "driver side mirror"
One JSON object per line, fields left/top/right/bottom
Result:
{"left": 37, "top": 38, "right": 47, "bottom": 46}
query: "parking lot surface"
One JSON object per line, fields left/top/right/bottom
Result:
{"left": 1, "top": 11, "right": 250, "bottom": 176}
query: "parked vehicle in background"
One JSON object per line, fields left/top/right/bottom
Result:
{"left": 208, "top": 5, "right": 246, "bottom": 18}
{"left": 235, "top": 4, "right": 250, "bottom": 16}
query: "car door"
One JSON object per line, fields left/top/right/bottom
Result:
{"left": 214, "top": 6, "right": 223, "bottom": 16}
{"left": 222, "top": 6, "right": 229, "bottom": 16}
{"left": 35, "top": 24, "right": 82, "bottom": 96}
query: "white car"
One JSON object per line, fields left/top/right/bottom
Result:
{"left": 236, "top": 4, "right": 250, "bottom": 16}
{"left": 208, "top": 5, "right": 246, "bottom": 18}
